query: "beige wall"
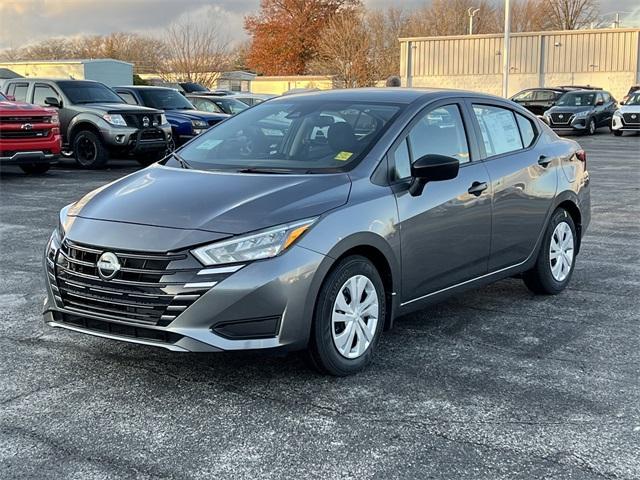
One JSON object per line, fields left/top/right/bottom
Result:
{"left": 401, "top": 28, "right": 640, "bottom": 100}
{"left": 250, "top": 76, "right": 336, "bottom": 95}
{"left": 0, "top": 62, "right": 85, "bottom": 80}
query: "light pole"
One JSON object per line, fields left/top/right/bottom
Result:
{"left": 468, "top": 8, "right": 480, "bottom": 35}
{"left": 502, "top": 0, "right": 511, "bottom": 98}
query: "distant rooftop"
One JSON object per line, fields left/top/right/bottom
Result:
{"left": 0, "top": 58, "right": 133, "bottom": 66}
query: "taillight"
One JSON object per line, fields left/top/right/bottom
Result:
{"left": 576, "top": 149, "right": 586, "bottom": 166}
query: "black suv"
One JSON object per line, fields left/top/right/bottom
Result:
{"left": 3, "top": 79, "right": 172, "bottom": 168}
{"left": 510, "top": 88, "right": 572, "bottom": 115}
{"left": 543, "top": 90, "right": 617, "bottom": 135}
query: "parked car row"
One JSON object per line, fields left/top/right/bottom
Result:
{"left": 511, "top": 85, "right": 640, "bottom": 136}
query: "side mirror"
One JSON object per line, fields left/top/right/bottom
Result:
{"left": 595, "top": 99, "right": 604, "bottom": 106}
{"left": 409, "top": 154, "right": 460, "bottom": 196}
{"left": 44, "top": 97, "right": 62, "bottom": 108}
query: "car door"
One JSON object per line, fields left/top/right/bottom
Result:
{"left": 392, "top": 101, "right": 492, "bottom": 301}
{"left": 467, "top": 101, "right": 557, "bottom": 271}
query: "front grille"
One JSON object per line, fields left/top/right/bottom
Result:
{"left": 550, "top": 113, "right": 573, "bottom": 125}
{"left": 0, "top": 129, "right": 50, "bottom": 139}
{"left": 622, "top": 113, "right": 640, "bottom": 125}
{"left": 122, "top": 113, "right": 162, "bottom": 128}
{"left": 51, "top": 240, "right": 202, "bottom": 326}
{"left": 0, "top": 115, "right": 51, "bottom": 124}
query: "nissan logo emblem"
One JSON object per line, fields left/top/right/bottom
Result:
{"left": 558, "top": 114, "right": 564, "bottom": 119}
{"left": 21, "top": 123, "right": 33, "bottom": 130}
{"left": 142, "top": 116, "right": 150, "bottom": 128}
{"left": 632, "top": 114, "right": 638, "bottom": 119}
{"left": 96, "top": 252, "right": 121, "bottom": 280}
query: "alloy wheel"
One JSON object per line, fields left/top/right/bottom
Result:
{"left": 76, "top": 135, "right": 97, "bottom": 164}
{"left": 331, "top": 275, "right": 379, "bottom": 359}
{"left": 549, "top": 221, "right": 574, "bottom": 282}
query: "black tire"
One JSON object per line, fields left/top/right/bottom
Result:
{"left": 613, "top": 130, "right": 623, "bottom": 137}
{"left": 587, "top": 118, "right": 597, "bottom": 135}
{"left": 523, "top": 208, "right": 577, "bottom": 295}
{"left": 73, "top": 130, "right": 109, "bottom": 169}
{"left": 19, "top": 163, "right": 50, "bottom": 174}
{"left": 308, "top": 255, "right": 386, "bottom": 376}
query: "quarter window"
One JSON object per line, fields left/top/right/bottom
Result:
{"left": 515, "top": 113, "right": 537, "bottom": 148}
{"left": 392, "top": 139, "right": 411, "bottom": 180}
{"left": 408, "top": 104, "right": 470, "bottom": 164}
{"left": 472, "top": 105, "right": 523, "bottom": 157}
{"left": 33, "top": 84, "right": 60, "bottom": 106}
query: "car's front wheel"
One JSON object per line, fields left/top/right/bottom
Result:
{"left": 73, "top": 130, "right": 108, "bottom": 169}
{"left": 613, "top": 130, "right": 623, "bottom": 137}
{"left": 309, "top": 255, "right": 386, "bottom": 376}
{"left": 523, "top": 208, "right": 577, "bottom": 295}
{"left": 587, "top": 118, "right": 597, "bottom": 135}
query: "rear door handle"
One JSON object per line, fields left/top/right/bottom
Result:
{"left": 468, "top": 181, "right": 488, "bottom": 196}
{"left": 538, "top": 155, "right": 551, "bottom": 167}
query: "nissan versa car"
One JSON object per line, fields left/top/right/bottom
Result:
{"left": 43, "top": 89, "right": 590, "bottom": 376}
{"left": 543, "top": 90, "right": 616, "bottom": 135}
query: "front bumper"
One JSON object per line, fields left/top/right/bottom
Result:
{"left": 43, "top": 231, "right": 326, "bottom": 353}
{"left": 545, "top": 115, "right": 589, "bottom": 133}
{"left": 100, "top": 124, "right": 172, "bottom": 152}
{"left": 611, "top": 115, "right": 640, "bottom": 131}
{"left": 1, "top": 151, "right": 59, "bottom": 166}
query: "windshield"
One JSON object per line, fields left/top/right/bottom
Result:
{"left": 139, "top": 89, "right": 195, "bottom": 110}
{"left": 176, "top": 99, "right": 403, "bottom": 172}
{"left": 181, "top": 82, "right": 209, "bottom": 93}
{"left": 215, "top": 98, "right": 248, "bottom": 115}
{"left": 58, "top": 81, "right": 124, "bottom": 104}
{"left": 556, "top": 92, "right": 596, "bottom": 107}
{"left": 626, "top": 92, "right": 640, "bottom": 105}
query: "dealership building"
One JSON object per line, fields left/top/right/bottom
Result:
{"left": 400, "top": 28, "right": 640, "bottom": 100}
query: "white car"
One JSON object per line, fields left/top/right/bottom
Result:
{"left": 612, "top": 91, "right": 640, "bottom": 136}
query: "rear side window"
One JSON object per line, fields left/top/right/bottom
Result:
{"left": 515, "top": 113, "right": 537, "bottom": 148}
{"left": 8, "top": 83, "right": 28, "bottom": 102}
{"left": 472, "top": 105, "right": 523, "bottom": 157}
{"left": 408, "top": 104, "right": 470, "bottom": 164}
{"left": 535, "top": 91, "right": 555, "bottom": 101}
{"left": 33, "top": 84, "right": 60, "bottom": 106}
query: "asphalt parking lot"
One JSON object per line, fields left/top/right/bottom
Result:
{"left": 1, "top": 132, "right": 639, "bottom": 479}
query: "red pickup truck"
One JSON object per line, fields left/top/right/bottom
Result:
{"left": 0, "top": 92, "right": 61, "bottom": 174}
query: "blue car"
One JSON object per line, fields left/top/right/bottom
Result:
{"left": 114, "top": 86, "right": 229, "bottom": 148}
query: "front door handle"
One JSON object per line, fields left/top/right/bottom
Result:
{"left": 538, "top": 155, "right": 552, "bottom": 167}
{"left": 468, "top": 181, "right": 488, "bottom": 196}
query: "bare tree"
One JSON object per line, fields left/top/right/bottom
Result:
{"left": 545, "top": 0, "right": 600, "bottom": 30}
{"left": 404, "top": 0, "right": 500, "bottom": 37}
{"left": 367, "top": 7, "right": 406, "bottom": 79}
{"left": 162, "top": 9, "right": 232, "bottom": 87}
{"left": 313, "top": 8, "right": 376, "bottom": 88}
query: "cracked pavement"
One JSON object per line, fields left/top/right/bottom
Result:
{"left": 1, "top": 133, "right": 639, "bottom": 479}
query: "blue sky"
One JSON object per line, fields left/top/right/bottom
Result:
{"left": 0, "top": 0, "right": 638, "bottom": 50}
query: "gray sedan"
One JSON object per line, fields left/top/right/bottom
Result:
{"left": 43, "top": 88, "right": 590, "bottom": 375}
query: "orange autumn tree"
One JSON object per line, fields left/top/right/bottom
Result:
{"left": 244, "top": 0, "right": 360, "bottom": 76}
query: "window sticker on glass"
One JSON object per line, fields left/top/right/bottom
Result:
{"left": 196, "top": 139, "right": 223, "bottom": 150}
{"left": 334, "top": 151, "right": 353, "bottom": 161}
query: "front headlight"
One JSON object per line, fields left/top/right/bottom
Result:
{"left": 574, "top": 110, "right": 589, "bottom": 119}
{"left": 50, "top": 114, "right": 60, "bottom": 124}
{"left": 192, "top": 218, "right": 316, "bottom": 266}
{"left": 191, "top": 119, "right": 208, "bottom": 129}
{"left": 160, "top": 113, "right": 168, "bottom": 125}
{"left": 102, "top": 113, "right": 128, "bottom": 126}
{"left": 58, "top": 203, "right": 75, "bottom": 238}
{"left": 613, "top": 110, "right": 623, "bottom": 117}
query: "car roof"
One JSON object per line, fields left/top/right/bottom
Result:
{"left": 5, "top": 78, "right": 102, "bottom": 84}
{"left": 267, "top": 87, "right": 498, "bottom": 104}
{"left": 115, "top": 85, "right": 178, "bottom": 90}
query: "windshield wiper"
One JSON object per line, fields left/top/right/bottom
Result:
{"left": 236, "top": 167, "right": 295, "bottom": 174}
{"left": 167, "top": 151, "right": 191, "bottom": 169}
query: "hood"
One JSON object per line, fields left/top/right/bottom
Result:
{"left": 0, "top": 100, "right": 54, "bottom": 115}
{"left": 619, "top": 104, "right": 640, "bottom": 113}
{"left": 79, "top": 102, "right": 162, "bottom": 115}
{"left": 165, "top": 109, "right": 229, "bottom": 122}
{"left": 68, "top": 164, "right": 351, "bottom": 235}
{"left": 547, "top": 105, "right": 593, "bottom": 114}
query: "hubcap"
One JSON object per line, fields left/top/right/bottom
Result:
{"left": 549, "top": 221, "right": 574, "bottom": 282}
{"left": 331, "top": 275, "right": 379, "bottom": 359}
{"left": 77, "top": 136, "right": 96, "bottom": 163}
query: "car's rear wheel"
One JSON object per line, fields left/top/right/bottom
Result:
{"left": 73, "top": 130, "right": 108, "bottom": 169}
{"left": 587, "top": 118, "right": 597, "bottom": 135}
{"left": 309, "top": 255, "right": 385, "bottom": 376}
{"left": 19, "top": 163, "right": 50, "bottom": 175}
{"left": 523, "top": 208, "right": 577, "bottom": 295}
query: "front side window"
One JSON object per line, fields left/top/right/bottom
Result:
{"left": 118, "top": 92, "right": 138, "bottom": 105}
{"left": 192, "top": 98, "right": 223, "bottom": 113}
{"left": 10, "top": 83, "right": 28, "bottom": 102}
{"left": 177, "top": 99, "right": 403, "bottom": 172}
{"left": 33, "top": 84, "right": 60, "bottom": 106}
{"left": 408, "top": 104, "right": 470, "bottom": 164}
{"left": 473, "top": 105, "right": 523, "bottom": 157}
{"left": 57, "top": 81, "right": 124, "bottom": 104}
